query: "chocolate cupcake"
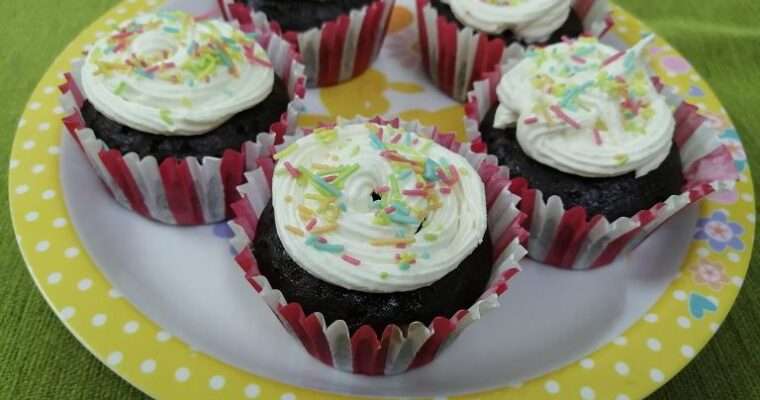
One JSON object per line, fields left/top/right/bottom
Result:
{"left": 60, "top": 11, "right": 305, "bottom": 225}
{"left": 230, "top": 119, "right": 527, "bottom": 374}
{"left": 464, "top": 35, "right": 743, "bottom": 270}
{"left": 480, "top": 36, "right": 683, "bottom": 221}
{"left": 223, "top": 0, "right": 395, "bottom": 86}
{"left": 416, "top": 0, "right": 611, "bottom": 100}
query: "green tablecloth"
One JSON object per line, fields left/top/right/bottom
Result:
{"left": 0, "top": 1, "right": 757, "bottom": 398}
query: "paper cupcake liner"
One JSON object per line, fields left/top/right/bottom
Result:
{"left": 58, "top": 33, "right": 307, "bottom": 225}
{"left": 416, "top": 0, "right": 613, "bottom": 102}
{"left": 228, "top": 117, "right": 528, "bottom": 375}
{"left": 464, "top": 69, "right": 740, "bottom": 270}
{"left": 220, "top": 0, "right": 395, "bottom": 87}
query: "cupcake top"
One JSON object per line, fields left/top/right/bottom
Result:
{"left": 81, "top": 11, "right": 274, "bottom": 136}
{"left": 493, "top": 35, "right": 675, "bottom": 178}
{"left": 271, "top": 123, "right": 487, "bottom": 293}
{"left": 442, "top": 0, "right": 572, "bottom": 42}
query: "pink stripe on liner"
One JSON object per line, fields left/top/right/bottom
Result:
{"left": 550, "top": 105, "right": 582, "bottom": 129}
{"left": 341, "top": 254, "right": 362, "bottom": 266}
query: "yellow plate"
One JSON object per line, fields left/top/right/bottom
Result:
{"left": 9, "top": 1, "right": 755, "bottom": 399}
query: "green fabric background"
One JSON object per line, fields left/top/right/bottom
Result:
{"left": 0, "top": 1, "right": 757, "bottom": 399}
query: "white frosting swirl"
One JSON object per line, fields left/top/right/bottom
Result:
{"left": 271, "top": 123, "right": 487, "bottom": 293}
{"left": 493, "top": 36, "right": 675, "bottom": 178}
{"left": 81, "top": 11, "right": 274, "bottom": 136}
{"left": 443, "top": 0, "right": 572, "bottom": 43}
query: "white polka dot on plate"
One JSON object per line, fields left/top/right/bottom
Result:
{"left": 741, "top": 193, "right": 753, "bottom": 202}
{"left": 728, "top": 253, "right": 740, "bottom": 263}
{"left": 32, "top": 164, "right": 45, "bottom": 174}
{"left": 35, "top": 241, "right": 50, "bottom": 252}
{"left": 209, "top": 375, "right": 225, "bottom": 390}
{"left": 673, "top": 290, "right": 687, "bottom": 301}
{"left": 43, "top": 86, "right": 55, "bottom": 94}
{"left": 109, "top": 288, "right": 123, "bottom": 299}
{"left": 15, "top": 185, "right": 29, "bottom": 195}
{"left": 64, "top": 247, "right": 80, "bottom": 258}
{"left": 28, "top": 101, "right": 41, "bottom": 110}
{"left": 17, "top": 118, "right": 26, "bottom": 128}
{"left": 748, "top": 213, "right": 756, "bottom": 223}
{"left": 52, "top": 217, "right": 67, "bottom": 228}
{"left": 60, "top": 306, "right": 76, "bottom": 320}
{"left": 175, "top": 367, "right": 190, "bottom": 382}
{"left": 616, "top": 395, "right": 631, "bottom": 400}
{"left": 647, "top": 338, "right": 662, "bottom": 352}
{"left": 697, "top": 248, "right": 709, "bottom": 258}
{"left": 47, "top": 272, "right": 62, "bottom": 284}
{"left": 53, "top": 106, "right": 64, "bottom": 115}
{"left": 91, "top": 313, "right": 107, "bottom": 327}
{"left": 48, "top": 146, "right": 60, "bottom": 155}
{"left": 22, "top": 140, "right": 35, "bottom": 150}
{"left": 244, "top": 384, "right": 261, "bottom": 398}
{"left": 116, "top": 6, "right": 127, "bottom": 13}
{"left": 544, "top": 380, "right": 560, "bottom": 394}
{"left": 9, "top": 159, "right": 19, "bottom": 169}
{"left": 731, "top": 276, "right": 744, "bottom": 287}
{"left": 681, "top": 345, "right": 695, "bottom": 358}
{"left": 710, "top": 322, "right": 720, "bottom": 332}
{"left": 106, "top": 351, "right": 123, "bottom": 366}
{"left": 614, "top": 362, "right": 630, "bottom": 376}
{"left": 37, "top": 122, "right": 51, "bottom": 132}
{"left": 650, "top": 368, "right": 665, "bottom": 382}
{"left": 42, "top": 190, "right": 56, "bottom": 200}
{"left": 156, "top": 331, "right": 172, "bottom": 342}
{"left": 280, "top": 393, "right": 296, "bottom": 400}
{"left": 123, "top": 321, "right": 140, "bottom": 334}
{"left": 613, "top": 336, "right": 628, "bottom": 346}
{"left": 677, "top": 316, "right": 691, "bottom": 328}
{"left": 77, "top": 278, "right": 92, "bottom": 291}
{"left": 579, "top": 358, "right": 594, "bottom": 369}
{"left": 25, "top": 211, "right": 39, "bottom": 222}
{"left": 140, "top": 359, "right": 156, "bottom": 374}
{"left": 580, "top": 386, "right": 596, "bottom": 400}
{"left": 644, "top": 313, "right": 658, "bottom": 323}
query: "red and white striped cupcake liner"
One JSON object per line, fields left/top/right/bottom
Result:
{"left": 219, "top": 0, "right": 395, "bottom": 87}
{"left": 59, "top": 33, "right": 306, "bottom": 225}
{"left": 416, "top": 0, "right": 613, "bottom": 101}
{"left": 464, "top": 69, "right": 739, "bottom": 270}
{"left": 228, "top": 117, "right": 528, "bottom": 375}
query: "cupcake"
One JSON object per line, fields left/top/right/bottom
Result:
{"left": 470, "top": 36, "right": 738, "bottom": 269}
{"left": 223, "top": 0, "right": 395, "bottom": 87}
{"left": 229, "top": 119, "right": 527, "bottom": 374}
{"left": 417, "top": 0, "right": 611, "bottom": 100}
{"left": 59, "top": 11, "right": 305, "bottom": 225}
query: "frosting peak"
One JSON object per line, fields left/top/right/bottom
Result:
{"left": 443, "top": 0, "right": 572, "bottom": 43}
{"left": 271, "top": 123, "right": 488, "bottom": 293}
{"left": 81, "top": 11, "right": 274, "bottom": 136}
{"left": 493, "top": 36, "right": 676, "bottom": 178}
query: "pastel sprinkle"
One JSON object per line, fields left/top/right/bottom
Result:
{"left": 311, "top": 241, "right": 344, "bottom": 253}
{"left": 305, "top": 218, "right": 317, "bottom": 231}
{"left": 423, "top": 233, "right": 438, "bottom": 242}
{"left": 370, "top": 238, "right": 415, "bottom": 246}
{"left": 310, "top": 223, "right": 338, "bottom": 234}
{"left": 369, "top": 133, "right": 385, "bottom": 150}
{"left": 113, "top": 81, "right": 127, "bottom": 95}
{"left": 341, "top": 254, "right": 362, "bottom": 266}
{"left": 549, "top": 105, "right": 581, "bottom": 129}
{"left": 274, "top": 143, "right": 298, "bottom": 160}
{"left": 283, "top": 161, "right": 301, "bottom": 178}
{"left": 523, "top": 116, "right": 539, "bottom": 125}
{"left": 602, "top": 50, "right": 625, "bottom": 67}
{"left": 593, "top": 128, "right": 603, "bottom": 145}
{"left": 402, "top": 189, "right": 427, "bottom": 197}
{"left": 379, "top": 272, "right": 389, "bottom": 279}
{"left": 389, "top": 213, "right": 419, "bottom": 225}
{"left": 375, "top": 185, "right": 390, "bottom": 194}
{"left": 439, "top": 187, "right": 451, "bottom": 194}
{"left": 285, "top": 225, "right": 304, "bottom": 237}
{"left": 159, "top": 108, "right": 173, "bottom": 125}
{"left": 615, "top": 154, "right": 629, "bottom": 165}
{"left": 391, "top": 133, "right": 402, "bottom": 144}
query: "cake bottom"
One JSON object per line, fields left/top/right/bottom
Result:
{"left": 81, "top": 76, "right": 290, "bottom": 162}
{"left": 252, "top": 203, "right": 494, "bottom": 333}
{"left": 479, "top": 105, "right": 685, "bottom": 221}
